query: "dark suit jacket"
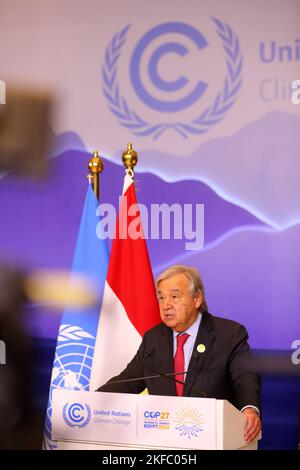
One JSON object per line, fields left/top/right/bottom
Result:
{"left": 97, "top": 312, "right": 261, "bottom": 411}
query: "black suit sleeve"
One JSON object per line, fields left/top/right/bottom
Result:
{"left": 96, "top": 334, "right": 148, "bottom": 394}
{"left": 228, "top": 324, "right": 261, "bottom": 410}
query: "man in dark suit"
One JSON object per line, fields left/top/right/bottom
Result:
{"left": 97, "top": 265, "right": 261, "bottom": 444}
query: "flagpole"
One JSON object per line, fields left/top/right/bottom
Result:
{"left": 88, "top": 149, "right": 104, "bottom": 201}
{"left": 122, "top": 142, "right": 138, "bottom": 174}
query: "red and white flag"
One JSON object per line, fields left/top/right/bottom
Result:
{"left": 90, "top": 171, "right": 161, "bottom": 389}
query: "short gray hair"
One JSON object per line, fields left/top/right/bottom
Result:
{"left": 156, "top": 265, "right": 208, "bottom": 313}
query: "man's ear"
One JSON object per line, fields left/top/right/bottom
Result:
{"left": 194, "top": 293, "right": 202, "bottom": 310}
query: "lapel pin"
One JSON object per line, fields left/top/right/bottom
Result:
{"left": 197, "top": 344, "right": 206, "bottom": 354}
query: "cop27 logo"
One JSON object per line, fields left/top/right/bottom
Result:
{"left": 63, "top": 402, "right": 91, "bottom": 428}
{"left": 103, "top": 19, "right": 243, "bottom": 139}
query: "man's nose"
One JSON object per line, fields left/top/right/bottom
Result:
{"left": 164, "top": 298, "right": 173, "bottom": 309}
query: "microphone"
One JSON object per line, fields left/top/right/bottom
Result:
{"left": 142, "top": 349, "right": 200, "bottom": 389}
{"left": 98, "top": 349, "right": 203, "bottom": 394}
{"left": 143, "top": 348, "right": 206, "bottom": 398}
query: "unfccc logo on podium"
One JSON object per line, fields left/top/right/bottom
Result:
{"left": 102, "top": 18, "right": 243, "bottom": 139}
{"left": 63, "top": 402, "right": 91, "bottom": 428}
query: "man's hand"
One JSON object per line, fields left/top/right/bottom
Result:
{"left": 242, "top": 408, "right": 261, "bottom": 443}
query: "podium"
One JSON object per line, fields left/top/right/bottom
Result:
{"left": 52, "top": 390, "right": 260, "bottom": 450}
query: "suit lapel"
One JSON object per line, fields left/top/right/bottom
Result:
{"left": 183, "top": 312, "right": 215, "bottom": 396}
{"left": 156, "top": 324, "right": 176, "bottom": 396}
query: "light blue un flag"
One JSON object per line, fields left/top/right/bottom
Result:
{"left": 43, "top": 185, "right": 109, "bottom": 450}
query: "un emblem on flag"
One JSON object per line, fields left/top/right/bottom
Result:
{"left": 50, "top": 325, "right": 95, "bottom": 391}
{"left": 44, "top": 325, "right": 95, "bottom": 449}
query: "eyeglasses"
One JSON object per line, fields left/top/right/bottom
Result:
{"left": 157, "top": 293, "right": 182, "bottom": 305}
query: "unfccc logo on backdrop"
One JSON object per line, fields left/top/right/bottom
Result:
{"left": 102, "top": 18, "right": 243, "bottom": 139}
{"left": 63, "top": 402, "right": 91, "bottom": 428}
{"left": 130, "top": 23, "right": 208, "bottom": 113}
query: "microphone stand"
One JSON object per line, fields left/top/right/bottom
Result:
{"left": 142, "top": 353, "right": 200, "bottom": 389}
{"left": 100, "top": 353, "right": 200, "bottom": 390}
{"left": 142, "top": 351, "right": 206, "bottom": 397}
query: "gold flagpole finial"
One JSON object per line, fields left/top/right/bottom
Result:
{"left": 88, "top": 149, "right": 104, "bottom": 201}
{"left": 122, "top": 143, "right": 138, "bottom": 173}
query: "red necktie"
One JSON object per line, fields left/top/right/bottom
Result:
{"left": 174, "top": 333, "right": 189, "bottom": 396}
